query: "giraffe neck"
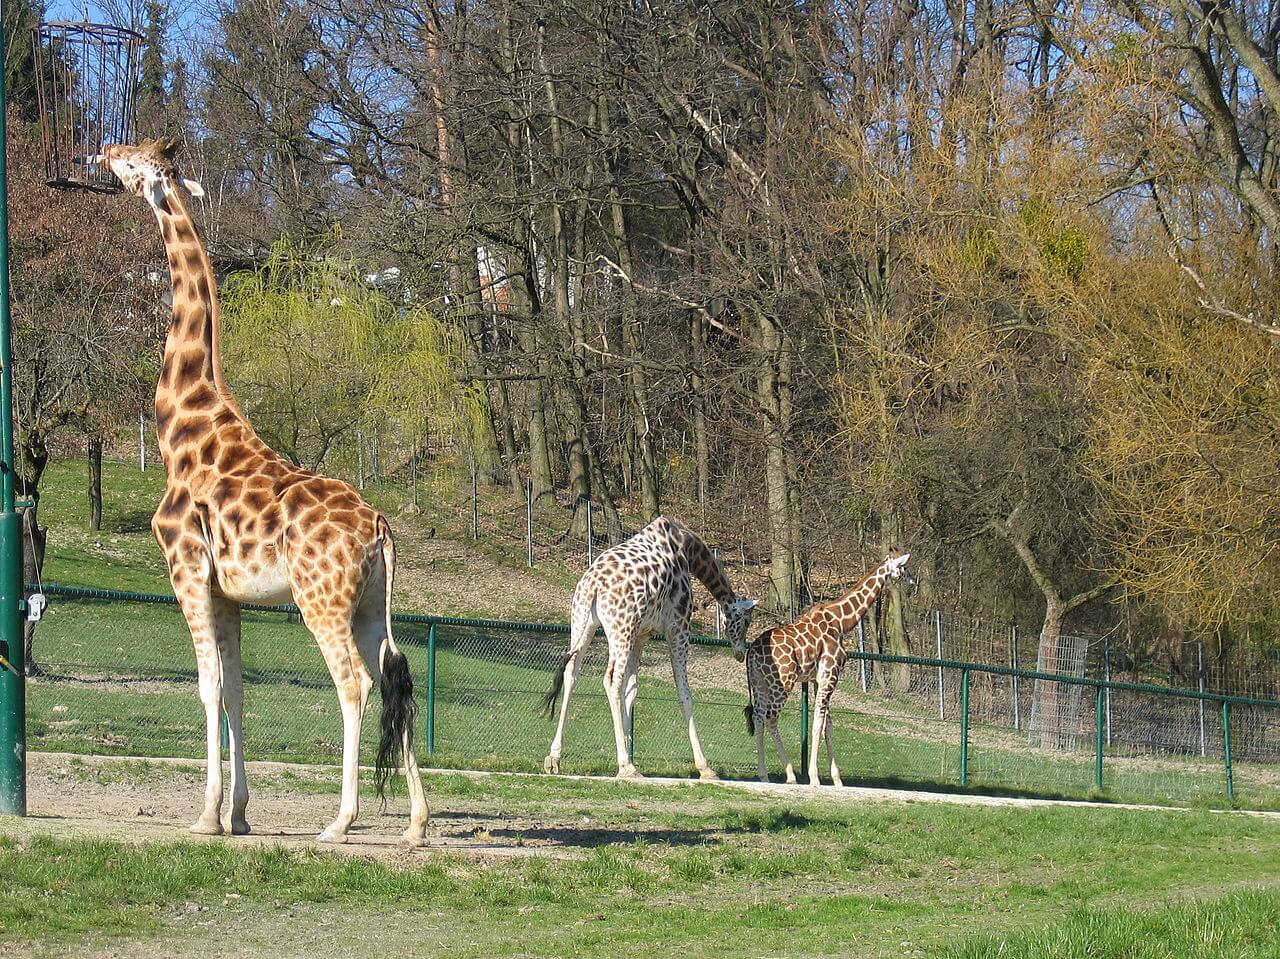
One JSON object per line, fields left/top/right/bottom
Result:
{"left": 822, "top": 565, "right": 890, "bottom": 634}
{"left": 681, "top": 525, "right": 736, "bottom": 604}
{"left": 149, "top": 186, "right": 244, "bottom": 460}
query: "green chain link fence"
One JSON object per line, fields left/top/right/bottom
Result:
{"left": 23, "top": 583, "right": 1280, "bottom": 809}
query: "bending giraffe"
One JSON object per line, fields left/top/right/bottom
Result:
{"left": 745, "top": 551, "right": 912, "bottom": 786}
{"left": 542, "top": 516, "right": 756, "bottom": 779}
{"left": 95, "top": 140, "right": 428, "bottom": 845}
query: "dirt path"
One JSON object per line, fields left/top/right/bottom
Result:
{"left": 9, "top": 750, "right": 1276, "bottom": 868}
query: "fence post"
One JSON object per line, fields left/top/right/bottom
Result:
{"left": 1094, "top": 684, "right": 1105, "bottom": 791}
{"left": 800, "top": 683, "right": 810, "bottom": 782}
{"left": 586, "top": 500, "right": 594, "bottom": 566}
{"left": 425, "top": 624, "right": 437, "bottom": 755}
{"left": 1011, "top": 624, "right": 1020, "bottom": 731}
{"left": 959, "top": 668, "right": 970, "bottom": 786}
{"left": 1222, "top": 700, "right": 1234, "bottom": 802}
{"left": 857, "top": 619, "right": 868, "bottom": 693}
{"left": 1198, "top": 642, "right": 1207, "bottom": 758}
{"left": 1104, "top": 636, "right": 1112, "bottom": 747}
{"left": 935, "top": 610, "right": 944, "bottom": 720}
{"left": 526, "top": 479, "right": 534, "bottom": 568}
{"left": 138, "top": 410, "right": 146, "bottom": 471}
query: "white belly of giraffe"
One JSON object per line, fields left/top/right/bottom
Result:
{"left": 217, "top": 556, "right": 294, "bottom": 605}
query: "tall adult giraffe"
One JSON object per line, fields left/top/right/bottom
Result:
{"left": 542, "top": 516, "right": 757, "bottom": 779}
{"left": 95, "top": 139, "right": 428, "bottom": 844}
{"left": 744, "top": 551, "right": 912, "bottom": 786}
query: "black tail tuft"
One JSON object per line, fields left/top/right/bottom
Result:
{"left": 743, "top": 704, "right": 756, "bottom": 737}
{"left": 376, "top": 649, "right": 417, "bottom": 807}
{"left": 541, "top": 653, "right": 571, "bottom": 717}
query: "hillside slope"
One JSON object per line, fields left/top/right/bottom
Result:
{"left": 37, "top": 457, "right": 575, "bottom": 622}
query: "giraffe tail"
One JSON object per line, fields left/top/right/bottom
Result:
{"left": 374, "top": 518, "right": 416, "bottom": 805}
{"left": 541, "top": 652, "right": 572, "bottom": 718}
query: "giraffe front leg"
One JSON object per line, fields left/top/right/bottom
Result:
{"left": 768, "top": 718, "right": 797, "bottom": 784}
{"left": 171, "top": 571, "right": 228, "bottom": 836}
{"left": 808, "top": 684, "right": 825, "bottom": 787}
{"left": 215, "top": 600, "right": 250, "bottom": 835}
{"left": 669, "top": 625, "right": 716, "bottom": 780}
{"left": 191, "top": 661, "right": 225, "bottom": 835}
{"left": 823, "top": 710, "right": 843, "bottom": 787}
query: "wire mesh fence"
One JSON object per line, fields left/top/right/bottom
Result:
{"left": 24, "top": 583, "right": 1280, "bottom": 810}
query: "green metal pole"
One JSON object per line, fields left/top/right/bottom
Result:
{"left": 959, "top": 668, "right": 970, "bottom": 786}
{"left": 1094, "top": 684, "right": 1105, "bottom": 791}
{"left": 425, "top": 624, "right": 437, "bottom": 755}
{"left": 0, "top": 18, "right": 27, "bottom": 817}
{"left": 800, "top": 682, "right": 810, "bottom": 783}
{"left": 1222, "top": 700, "right": 1234, "bottom": 802}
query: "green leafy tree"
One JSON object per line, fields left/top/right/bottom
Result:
{"left": 221, "top": 241, "right": 469, "bottom": 471}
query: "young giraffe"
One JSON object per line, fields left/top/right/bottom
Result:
{"left": 543, "top": 516, "right": 757, "bottom": 779}
{"left": 95, "top": 139, "right": 429, "bottom": 845}
{"left": 745, "top": 551, "right": 912, "bottom": 786}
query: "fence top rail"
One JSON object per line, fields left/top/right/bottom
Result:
{"left": 845, "top": 651, "right": 1280, "bottom": 710}
{"left": 32, "top": 582, "right": 1280, "bottom": 709}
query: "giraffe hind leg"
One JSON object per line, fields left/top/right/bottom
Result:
{"left": 353, "top": 568, "right": 429, "bottom": 847}
{"left": 544, "top": 593, "right": 598, "bottom": 775}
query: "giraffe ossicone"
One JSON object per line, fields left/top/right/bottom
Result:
{"left": 543, "top": 516, "right": 756, "bottom": 779}
{"left": 744, "top": 550, "right": 912, "bottom": 786}
{"left": 99, "top": 139, "right": 429, "bottom": 846}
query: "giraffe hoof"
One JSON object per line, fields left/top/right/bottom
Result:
{"left": 402, "top": 827, "right": 427, "bottom": 848}
{"left": 229, "top": 819, "right": 251, "bottom": 836}
{"left": 189, "top": 816, "right": 224, "bottom": 836}
{"left": 316, "top": 827, "right": 349, "bottom": 845}
{"left": 698, "top": 768, "right": 721, "bottom": 782}
{"left": 543, "top": 755, "right": 560, "bottom": 775}
{"left": 785, "top": 775, "right": 798, "bottom": 785}
{"left": 616, "top": 765, "right": 644, "bottom": 780}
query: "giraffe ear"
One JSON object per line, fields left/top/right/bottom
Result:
{"left": 156, "top": 136, "right": 181, "bottom": 160}
{"left": 181, "top": 177, "right": 205, "bottom": 198}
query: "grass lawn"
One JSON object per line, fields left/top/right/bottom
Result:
{"left": 2, "top": 770, "right": 1279, "bottom": 958}
{"left": 27, "top": 589, "right": 1276, "bottom": 811}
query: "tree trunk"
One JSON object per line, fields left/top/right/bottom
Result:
{"left": 599, "top": 77, "right": 660, "bottom": 520}
{"left": 87, "top": 437, "right": 103, "bottom": 532}
{"left": 691, "top": 308, "right": 710, "bottom": 521}
{"left": 1029, "top": 596, "right": 1065, "bottom": 744}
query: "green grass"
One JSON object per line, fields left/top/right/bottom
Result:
{"left": 27, "top": 590, "right": 1280, "bottom": 809}
{"left": 3, "top": 784, "right": 1280, "bottom": 956}
{"left": 940, "top": 890, "right": 1280, "bottom": 958}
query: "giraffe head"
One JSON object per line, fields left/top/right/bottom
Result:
{"left": 721, "top": 596, "right": 758, "bottom": 662}
{"left": 884, "top": 550, "right": 913, "bottom": 585}
{"left": 91, "top": 138, "right": 205, "bottom": 208}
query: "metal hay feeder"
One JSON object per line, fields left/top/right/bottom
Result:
{"left": 32, "top": 21, "right": 142, "bottom": 193}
